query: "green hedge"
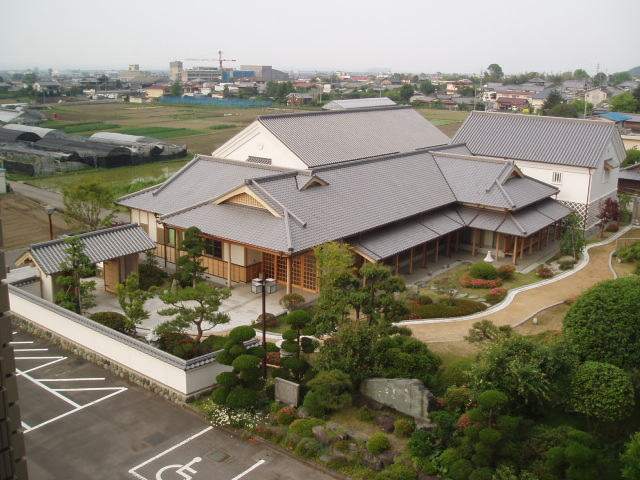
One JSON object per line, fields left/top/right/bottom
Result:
{"left": 403, "top": 299, "right": 487, "bottom": 320}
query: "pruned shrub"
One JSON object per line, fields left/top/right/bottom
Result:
{"left": 536, "top": 265, "right": 554, "bottom": 278}
{"left": 254, "top": 313, "right": 278, "bottom": 328}
{"left": 616, "top": 241, "right": 640, "bottom": 263}
{"left": 393, "top": 419, "right": 414, "bottom": 437}
{"left": 279, "top": 293, "right": 306, "bottom": 312}
{"left": 497, "top": 264, "right": 516, "bottom": 280}
{"left": 403, "top": 298, "right": 488, "bottom": 320}
{"left": 367, "top": 433, "right": 391, "bottom": 454}
{"left": 408, "top": 429, "right": 437, "bottom": 457}
{"left": 289, "top": 418, "right": 325, "bottom": 438}
{"left": 357, "top": 406, "right": 377, "bottom": 421}
{"left": 459, "top": 272, "right": 503, "bottom": 289}
{"left": 211, "top": 386, "right": 230, "bottom": 405}
{"left": 605, "top": 222, "right": 620, "bottom": 232}
{"left": 274, "top": 407, "right": 297, "bottom": 425}
{"left": 89, "top": 311, "right": 133, "bottom": 335}
{"left": 485, "top": 287, "right": 508, "bottom": 305}
{"left": 469, "top": 262, "right": 499, "bottom": 280}
{"left": 416, "top": 295, "right": 433, "bottom": 305}
{"left": 294, "top": 437, "right": 323, "bottom": 458}
{"left": 226, "top": 388, "right": 260, "bottom": 409}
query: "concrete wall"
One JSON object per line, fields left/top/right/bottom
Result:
{"left": 9, "top": 286, "right": 235, "bottom": 401}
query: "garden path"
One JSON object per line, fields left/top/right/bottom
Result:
{"left": 407, "top": 234, "right": 622, "bottom": 343}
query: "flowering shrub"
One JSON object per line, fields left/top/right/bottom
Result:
{"left": 266, "top": 351, "right": 281, "bottom": 366}
{"left": 536, "top": 266, "right": 554, "bottom": 279}
{"left": 485, "top": 287, "right": 508, "bottom": 305}
{"left": 459, "top": 272, "right": 503, "bottom": 289}
{"left": 274, "top": 406, "right": 297, "bottom": 425}
{"left": 564, "top": 294, "right": 580, "bottom": 305}
{"left": 254, "top": 313, "right": 278, "bottom": 328}
{"left": 200, "top": 399, "right": 266, "bottom": 429}
{"left": 497, "top": 264, "right": 516, "bottom": 280}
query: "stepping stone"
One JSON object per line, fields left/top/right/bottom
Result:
{"left": 477, "top": 298, "right": 487, "bottom": 302}
{"left": 456, "top": 293, "right": 468, "bottom": 298}
{"left": 468, "top": 295, "right": 479, "bottom": 300}
{"left": 430, "top": 286, "right": 439, "bottom": 291}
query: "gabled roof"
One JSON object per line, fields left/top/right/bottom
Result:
{"left": 452, "top": 111, "right": 622, "bottom": 169}
{"left": 256, "top": 106, "right": 451, "bottom": 167}
{"left": 19, "top": 224, "right": 156, "bottom": 275}
{"left": 619, "top": 164, "right": 640, "bottom": 182}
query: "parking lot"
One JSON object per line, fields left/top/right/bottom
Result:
{"left": 13, "top": 327, "right": 339, "bottom": 480}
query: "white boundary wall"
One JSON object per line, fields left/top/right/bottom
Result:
{"left": 8, "top": 286, "right": 245, "bottom": 401}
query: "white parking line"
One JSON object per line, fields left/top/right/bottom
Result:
{"left": 231, "top": 459, "right": 266, "bottom": 480}
{"left": 40, "top": 377, "right": 106, "bottom": 382}
{"left": 15, "top": 349, "right": 49, "bottom": 352}
{"left": 128, "top": 426, "right": 213, "bottom": 480}
{"left": 17, "top": 357, "right": 66, "bottom": 375}
{"left": 17, "top": 368, "right": 81, "bottom": 408}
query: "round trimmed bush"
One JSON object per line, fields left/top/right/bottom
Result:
{"left": 416, "top": 295, "right": 433, "bottom": 305}
{"left": 357, "top": 406, "right": 377, "bottom": 421}
{"left": 89, "top": 312, "right": 133, "bottom": 335}
{"left": 393, "top": 419, "right": 414, "bottom": 437}
{"left": 228, "top": 325, "right": 257, "bottom": 343}
{"left": 226, "top": 388, "right": 260, "bottom": 409}
{"left": 279, "top": 293, "right": 305, "bottom": 312}
{"left": 211, "top": 386, "right": 230, "bottom": 405}
{"left": 497, "top": 264, "right": 516, "bottom": 280}
{"left": 367, "top": 433, "right": 391, "bottom": 454}
{"left": 469, "top": 262, "right": 498, "bottom": 280}
{"left": 289, "top": 418, "right": 325, "bottom": 437}
{"left": 215, "top": 371, "right": 238, "bottom": 388}
{"left": 536, "top": 265, "right": 554, "bottom": 278}
{"left": 274, "top": 407, "right": 297, "bottom": 425}
{"left": 294, "top": 437, "right": 323, "bottom": 458}
{"left": 232, "top": 354, "right": 260, "bottom": 371}
{"left": 407, "top": 429, "right": 436, "bottom": 457}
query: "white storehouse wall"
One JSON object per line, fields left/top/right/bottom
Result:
{"left": 8, "top": 286, "right": 250, "bottom": 402}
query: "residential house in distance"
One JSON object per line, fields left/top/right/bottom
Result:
{"left": 452, "top": 112, "right": 625, "bottom": 234}
{"left": 584, "top": 85, "right": 623, "bottom": 106}
{"left": 34, "top": 81, "right": 61, "bottom": 94}
{"left": 618, "top": 164, "right": 640, "bottom": 195}
{"left": 146, "top": 85, "right": 171, "bottom": 99}
{"left": 117, "top": 108, "right": 570, "bottom": 294}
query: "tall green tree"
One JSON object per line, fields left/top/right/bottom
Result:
{"left": 55, "top": 236, "right": 96, "bottom": 315}
{"left": 559, "top": 211, "right": 586, "bottom": 258}
{"left": 115, "top": 272, "right": 155, "bottom": 337}
{"left": 610, "top": 92, "right": 640, "bottom": 113}
{"left": 542, "top": 90, "right": 564, "bottom": 113}
{"left": 592, "top": 72, "right": 607, "bottom": 86}
{"left": 398, "top": 84, "right": 415, "bottom": 103}
{"left": 62, "top": 177, "right": 116, "bottom": 231}
{"left": 611, "top": 71, "right": 633, "bottom": 85}
{"left": 157, "top": 282, "right": 231, "bottom": 344}
{"left": 170, "top": 79, "right": 183, "bottom": 96}
{"left": 174, "top": 226, "right": 206, "bottom": 287}
{"left": 573, "top": 69, "right": 590, "bottom": 81}
{"left": 485, "top": 64, "right": 504, "bottom": 83}
{"left": 570, "top": 361, "right": 634, "bottom": 436}
{"left": 420, "top": 79, "right": 436, "bottom": 95}
{"left": 22, "top": 72, "right": 38, "bottom": 84}
{"left": 562, "top": 276, "right": 640, "bottom": 369}
{"left": 359, "top": 263, "right": 409, "bottom": 324}
{"left": 622, "top": 148, "right": 640, "bottom": 168}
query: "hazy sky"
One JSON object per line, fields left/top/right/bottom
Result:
{"left": 2, "top": 0, "right": 638, "bottom": 76}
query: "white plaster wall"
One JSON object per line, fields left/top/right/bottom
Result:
{"left": 9, "top": 289, "right": 229, "bottom": 396}
{"left": 515, "top": 160, "right": 590, "bottom": 204}
{"left": 230, "top": 244, "right": 244, "bottom": 266}
{"left": 246, "top": 248, "right": 261, "bottom": 267}
{"left": 212, "top": 121, "right": 307, "bottom": 169}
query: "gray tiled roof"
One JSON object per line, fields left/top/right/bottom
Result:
{"left": 619, "top": 164, "right": 640, "bottom": 182}
{"left": 28, "top": 224, "right": 156, "bottom": 275}
{"left": 258, "top": 107, "right": 451, "bottom": 167}
{"left": 116, "top": 156, "right": 291, "bottom": 214}
{"left": 452, "top": 111, "right": 619, "bottom": 168}
{"left": 322, "top": 98, "right": 396, "bottom": 110}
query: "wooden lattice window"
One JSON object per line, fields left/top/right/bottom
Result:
{"left": 302, "top": 253, "right": 317, "bottom": 291}
{"left": 226, "top": 193, "right": 265, "bottom": 209}
{"left": 262, "top": 253, "right": 275, "bottom": 280}
{"left": 291, "top": 257, "right": 302, "bottom": 287}
{"left": 277, "top": 257, "right": 287, "bottom": 282}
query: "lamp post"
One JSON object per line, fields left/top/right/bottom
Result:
{"left": 252, "top": 275, "right": 277, "bottom": 379}
{"left": 44, "top": 205, "right": 56, "bottom": 240}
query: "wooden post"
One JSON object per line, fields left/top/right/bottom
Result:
{"left": 446, "top": 234, "right": 451, "bottom": 257}
{"left": 409, "top": 248, "right": 414, "bottom": 274}
{"left": 422, "top": 243, "right": 427, "bottom": 267}
{"left": 435, "top": 239, "right": 440, "bottom": 262}
{"left": 286, "top": 256, "right": 292, "bottom": 294}
{"left": 529, "top": 235, "right": 534, "bottom": 254}
{"left": 512, "top": 236, "right": 518, "bottom": 265}
{"left": 495, "top": 232, "right": 500, "bottom": 260}
{"left": 472, "top": 229, "right": 477, "bottom": 256}
{"left": 520, "top": 236, "right": 525, "bottom": 260}
{"left": 226, "top": 242, "right": 232, "bottom": 287}
{"left": 455, "top": 230, "right": 460, "bottom": 253}
{"left": 537, "top": 230, "right": 542, "bottom": 251}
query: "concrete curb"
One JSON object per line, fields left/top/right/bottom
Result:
{"left": 399, "top": 225, "right": 636, "bottom": 326}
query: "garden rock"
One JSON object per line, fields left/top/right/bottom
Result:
{"left": 330, "top": 450, "right": 350, "bottom": 464}
{"left": 312, "top": 425, "right": 331, "bottom": 446}
{"left": 373, "top": 415, "right": 396, "bottom": 433}
{"left": 378, "top": 450, "right": 401, "bottom": 467}
{"left": 326, "top": 421, "right": 342, "bottom": 432}
{"left": 345, "top": 428, "right": 370, "bottom": 443}
{"left": 360, "top": 450, "right": 384, "bottom": 471}
{"left": 296, "top": 407, "right": 309, "bottom": 418}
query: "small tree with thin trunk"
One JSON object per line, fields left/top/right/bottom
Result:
{"left": 560, "top": 211, "right": 586, "bottom": 259}
{"left": 115, "top": 272, "right": 155, "bottom": 337}
{"left": 55, "top": 236, "right": 96, "bottom": 315}
{"left": 595, "top": 197, "right": 620, "bottom": 237}
{"left": 62, "top": 177, "right": 116, "bottom": 231}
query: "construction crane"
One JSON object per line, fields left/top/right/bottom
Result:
{"left": 185, "top": 51, "right": 236, "bottom": 70}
